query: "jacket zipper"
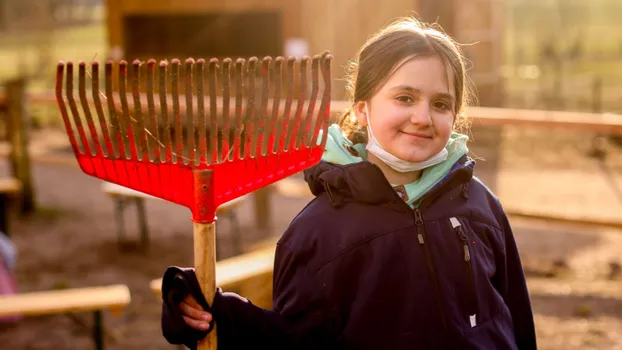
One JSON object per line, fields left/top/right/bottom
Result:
{"left": 450, "top": 217, "right": 478, "bottom": 328}
{"left": 414, "top": 208, "right": 448, "bottom": 332}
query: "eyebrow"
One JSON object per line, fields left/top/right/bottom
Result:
{"left": 389, "top": 85, "right": 455, "bottom": 103}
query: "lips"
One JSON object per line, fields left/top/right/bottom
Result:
{"left": 401, "top": 131, "right": 433, "bottom": 139}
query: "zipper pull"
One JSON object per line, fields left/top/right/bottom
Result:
{"left": 415, "top": 209, "right": 425, "bottom": 244}
{"left": 458, "top": 227, "right": 471, "bottom": 262}
{"left": 418, "top": 233, "right": 425, "bottom": 244}
{"left": 415, "top": 209, "right": 424, "bottom": 226}
{"left": 464, "top": 244, "right": 471, "bottom": 262}
{"left": 451, "top": 217, "right": 471, "bottom": 262}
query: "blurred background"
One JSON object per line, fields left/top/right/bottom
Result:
{"left": 0, "top": 0, "right": 621, "bottom": 349}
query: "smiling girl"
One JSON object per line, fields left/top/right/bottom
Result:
{"left": 160, "top": 17, "right": 537, "bottom": 350}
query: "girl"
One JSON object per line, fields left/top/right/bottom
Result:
{"left": 161, "top": 17, "right": 537, "bottom": 350}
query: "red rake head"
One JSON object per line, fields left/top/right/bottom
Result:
{"left": 55, "top": 53, "right": 332, "bottom": 222}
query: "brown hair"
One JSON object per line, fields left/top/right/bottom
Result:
{"left": 339, "top": 17, "right": 473, "bottom": 144}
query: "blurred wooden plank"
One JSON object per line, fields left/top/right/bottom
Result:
{"left": 8, "top": 91, "right": 620, "bottom": 134}
{"left": 0, "top": 177, "right": 21, "bottom": 194}
{"left": 150, "top": 246, "right": 275, "bottom": 308}
{"left": 0, "top": 284, "right": 131, "bottom": 317}
{"left": 468, "top": 106, "right": 622, "bottom": 134}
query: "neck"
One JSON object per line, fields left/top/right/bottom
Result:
{"left": 367, "top": 153, "right": 422, "bottom": 185}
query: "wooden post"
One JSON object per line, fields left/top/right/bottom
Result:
{"left": 6, "top": 78, "right": 35, "bottom": 214}
{"left": 254, "top": 187, "right": 271, "bottom": 232}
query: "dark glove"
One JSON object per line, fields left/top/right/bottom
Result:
{"left": 161, "top": 266, "right": 217, "bottom": 349}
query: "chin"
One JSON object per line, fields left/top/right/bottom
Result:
{"left": 393, "top": 142, "right": 446, "bottom": 163}
{"left": 395, "top": 152, "right": 432, "bottom": 163}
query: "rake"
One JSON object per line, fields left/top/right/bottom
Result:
{"left": 55, "top": 52, "right": 332, "bottom": 349}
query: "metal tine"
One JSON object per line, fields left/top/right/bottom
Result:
{"left": 278, "top": 57, "right": 295, "bottom": 152}
{"left": 118, "top": 60, "right": 139, "bottom": 160}
{"left": 65, "top": 62, "right": 92, "bottom": 156}
{"left": 78, "top": 62, "right": 103, "bottom": 158}
{"left": 195, "top": 58, "right": 207, "bottom": 166}
{"left": 146, "top": 59, "right": 161, "bottom": 162}
{"left": 287, "top": 56, "right": 309, "bottom": 151}
{"left": 231, "top": 58, "right": 245, "bottom": 161}
{"left": 171, "top": 59, "right": 183, "bottom": 164}
{"left": 255, "top": 56, "right": 271, "bottom": 158}
{"left": 184, "top": 58, "right": 196, "bottom": 166}
{"left": 208, "top": 58, "right": 219, "bottom": 164}
{"left": 220, "top": 58, "right": 232, "bottom": 162}
{"left": 105, "top": 61, "right": 126, "bottom": 159}
{"left": 311, "top": 53, "right": 334, "bottom": 149}
{"left": 132, "top": 60, "right": 150, "bottom": 162}
{"left": 266, "top": 57, "right": 283, "bottom": 155}
{"left": 159, "top": 61, "right": 173, "bottom": 162}
{"left": 91, "top": 62, "right": 115, "bottom": 159}
{"left": 55, "top": 62, "right": 80, "bottom": 155}
{"left": 301, "top": 55, "right": 321, "bottom": 148}
{"left": 243, "top": 57, "right": 258, "bottom": 159}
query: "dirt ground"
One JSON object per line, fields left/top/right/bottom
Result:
{"left": 0, "top": 125, "right": 621, "bottom": 350}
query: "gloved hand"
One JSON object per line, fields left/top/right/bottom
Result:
{"left": 179, "top": 292, "right": 213, "bottom": 331}
{"left": 161, "top": 266, "right": 218, "bottom": 348}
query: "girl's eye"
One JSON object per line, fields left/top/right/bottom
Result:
{"left": 396, "top": 95, "right": 413, "bottom": 103}
{"left": 434, "top": 101, "right": 451, "bottom": 110}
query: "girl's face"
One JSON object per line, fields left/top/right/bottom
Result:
{"left": 355, "top": 55, "right": 455, "bottom": 163}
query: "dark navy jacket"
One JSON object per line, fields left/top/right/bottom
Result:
{"left": 161, "top": 156, "right": 537, "bottom": 349}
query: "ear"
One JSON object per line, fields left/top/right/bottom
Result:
{"left": 353, "top": 101, "right": 368, "bottom": 127}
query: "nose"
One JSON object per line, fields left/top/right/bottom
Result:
{"left": 410, "top": 102, "right": 432, "bottom": 126}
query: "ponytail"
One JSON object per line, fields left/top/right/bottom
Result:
{"left": 337, "top": 106, "right": 368, "bottom": 144}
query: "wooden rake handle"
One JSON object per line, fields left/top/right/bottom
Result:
{"left": 194, "top": 222, "right": 217, "bottom": 349}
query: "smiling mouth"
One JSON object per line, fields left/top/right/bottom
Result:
{"left": 401, "top": 131, "right": 433, "bottom": 139}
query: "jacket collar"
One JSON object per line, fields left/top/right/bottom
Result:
{"left": 304, "top": 156, "right": 475, "bottom": 208}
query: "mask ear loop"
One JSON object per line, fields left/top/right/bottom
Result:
{"left": 364, "top": 103, "right": 379, "bottom": 145}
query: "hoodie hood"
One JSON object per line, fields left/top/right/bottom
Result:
{"left": 316, "top": 124, "right": 471, "bottom": 207}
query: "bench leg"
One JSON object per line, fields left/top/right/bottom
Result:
{"left": 93, "top": 310, "right": 103, "bottom": 350}
{"left": 135, "top": 198, "right": 149, "bottom": 249}
{"left": 114, "top": 198, "right": 126, "bottom": 246}
{"left": 0, "top": 194, "right": 9, "bottom": 237}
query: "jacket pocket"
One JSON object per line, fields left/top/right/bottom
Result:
{"left": 461, "top": 310, "right": 518, "bottom": 350}
{"left": 450, "top": 217, "right": 479, "bottom": 328}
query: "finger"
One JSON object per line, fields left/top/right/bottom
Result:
{"left": 179, "top": 301, "right": 206, "bottom": 320}
{"left": 183, "top": 315, "right": 210, "bottom": 331}
{"left": 179, "top": 301, "right": 212, "bottom": 322}
{"left": 184, "top": 295, "right": 204, "bottom": 311}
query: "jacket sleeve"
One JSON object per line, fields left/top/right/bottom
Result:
{"left": 161, "top": 243, "right": 340, "bottom": 349}
{"left": 495, "top": 208, "right": 538, "bottom": 350}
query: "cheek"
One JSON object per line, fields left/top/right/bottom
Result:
{"left": 374, "top": 111, "right": 404, "bottom": 134}
{"left": 433, "top": 113, "right": 454, "bottom": 138}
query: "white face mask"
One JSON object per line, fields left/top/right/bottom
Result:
{"left": 364, "top": 103, "right": 448, "bottom": 173}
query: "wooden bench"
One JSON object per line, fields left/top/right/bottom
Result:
{"left": 0, "top": 284, "right": 131, "bottom": 350}
{"left": 0, "top": 177, "right": 21, "bottom": 237}
{"left": 101, "top": 182, "right": 246, "bottom": 255}
{"left": 150, "top": 245, "right": 276, "bottom": 309}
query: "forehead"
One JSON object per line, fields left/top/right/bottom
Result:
{"left": 382, "top": 55, "right": 455, "bottom": 97}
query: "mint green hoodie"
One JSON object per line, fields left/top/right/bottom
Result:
{"left": 320, "top": 124, "right": 469, "bottom": 208}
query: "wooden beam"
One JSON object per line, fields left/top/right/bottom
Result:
{"left": 0, "top": 177, "right": 21, "bottom": 194}
{"left": 5, "top": 79, "right": 35, "bottom": 214}
{"left": 468, "top": 106, "right": 622, "bottom": 134}
{"left": 330, "top": 101, "right": 622, "bottom": 134}
{"left": 0, "top": 284, "right": 131, "bottom": 318}
{"left": 150, "top": 246, "right": 275, "bottom": 308}
{"left": 9, "top": 90, "right": 622, "bottom": 134}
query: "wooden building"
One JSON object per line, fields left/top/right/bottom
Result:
{"left": 105, "top": 0, "right": 504, "bottom": 106}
